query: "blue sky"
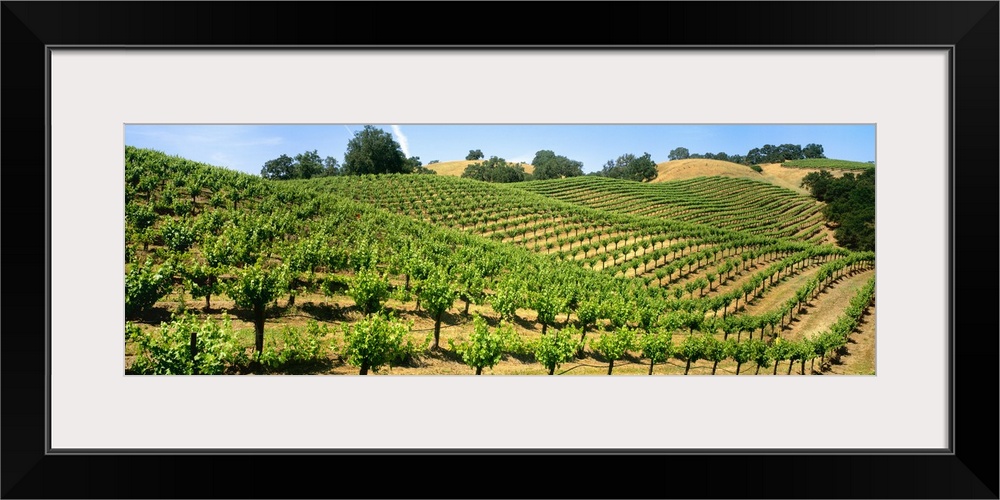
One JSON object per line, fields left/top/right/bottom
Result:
{"left": 125, "top": 124, "right": 876, "bottom": 175}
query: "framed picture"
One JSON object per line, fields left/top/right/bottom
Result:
{"left": 3, "top": 2, "right": 996, "bottom": 498}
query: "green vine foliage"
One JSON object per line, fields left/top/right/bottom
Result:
{"left": 125, "top": 258, "right": 174, "bottom": 318}
{"left": 677, "top": 334, "right": 706, "bottom": 374}
{"left": 130, "top": 312, "right": 248, "bottom": 375}
{"left": 419, "top": 269, "right": 457, "bottom": 318}
{"left": 748, "top": 338, "right": 771, "bottom": 373}
{"left": 490, "top": 278, "right": 522, "bottom": 320}
{"left": 342, "top": 313, "right": 411, "bottom": 375}
{"left": 347, "top": 267, "right": 390, "bottom": 315}
{"left": 181, "top": 261, "right": 221, "bottom": 309}
{"left": 639, "top": 329, "right": 673, "bottom": 374}
{"left": 591, "top": 327, "right": 636, "bottom": 368}
{"left": 258, "top": 320, "right": 330, "bottom": 370}
{"left": 125, "top": 321, "right": 143, "bottom": 344}
{"left": 453, "top": 315, "right": 506, "bottom": 374}
{"left": 126, "top": 201, "right": 158, "bottom": 231}
{"left": 227, "top": 263, "right": 285, "bottom": 311}
{"left": 535, "top": 326, "right": 580, "bottom": 375}
{"left": 160, "top": 218, "right": 197, "bottom": 253}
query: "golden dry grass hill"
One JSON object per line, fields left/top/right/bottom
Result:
{"left": 433, "top": 158, "right": 847, "bottom": 195}
{"left": 427, "top": 159, "right": 535, "bottom": 177}
{"left": 652, "top": 159, "right": 763, "bottom": 183}
{"left": 756, "top": 162, "right": 856, "bottom": 194}
{"left": 654, "top": 159, "right": 856, "bottom": 195}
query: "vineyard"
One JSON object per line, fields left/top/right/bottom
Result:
{"left": 124, "top": 146, "right": 875, "bottom": 375}
{"left": 520, "top": 175, "right": 831, "bottom": 243}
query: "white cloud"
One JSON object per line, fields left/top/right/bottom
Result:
{"left": 209, "top": 152, "right": 234, "bottom": 166}
{"left": 391, "top": 125, "right": 410, "bottom": 158}
{"left": 232, "top": 136, "right": 283, "bottom": 147}
{"left": 508, "top": 151, "right": 535, "bottom": 164}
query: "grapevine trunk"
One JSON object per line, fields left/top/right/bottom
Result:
{"left": 253, "top": 303, "right": 266, "bottom": 354}
{"left": 433, "top": 312, "right": 442, "bottom": 349}
{"left": 190, "top": 330, "right": 198, "bottom": 375}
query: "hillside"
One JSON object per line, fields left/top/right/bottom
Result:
{"left": 652, "top": 159, "right": 763, "bottom": 183}
{"left": 521, "top": 175, "right": 833, "bottom": 244}
{"left": 123, "top": 147, "right": 875, "bottom": 376}
{"left": 782, "top": 158, "right": 874, "bottom": 170}
{"left": 427, "top": 159, "right": 535, "bottom": 177}
{"left": 651, "top": 159, "right": 863, "bottom": 195}
{"left": 302, "top": 174, "right": 866, "bottom": 295}
{"left": 757, "top": 162, "right": 856, "bottom": 194}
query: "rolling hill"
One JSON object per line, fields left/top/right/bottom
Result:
{"left": 652, "top": 159, "right": 763, "bottom": 182}
{"left": 427, "top": 159, "right": 535, "bottom": 177}
{"left": 123, "top": 147, "right": 875, "bottom": 376}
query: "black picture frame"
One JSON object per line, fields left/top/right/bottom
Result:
{"left": 2, "top": 2, "right": 996, "bottom": 498}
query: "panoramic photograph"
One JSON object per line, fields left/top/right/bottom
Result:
{"left": 124, "top": 124, "right": 876, "bottom": 375}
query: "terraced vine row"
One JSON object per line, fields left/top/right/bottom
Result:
{"left": 296, "top": 173, "right": 873, "bottom": 332}
{"left": 302, "top": 175, "right": 785, "bottom": 279}
{"left": 520, "top": 175, "right": 830, "bottom": 243}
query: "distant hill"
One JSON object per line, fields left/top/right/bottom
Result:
{"left": 652, "top": 159, "right": 862, "bottom": 195}
{"left": 522, "top": 174, "right": 832, "bottom": 244}
{"left": 782, "top": 158, "right": 874, "bottom": 170}
{"left": 652, "top": 159, "right": 763, "bottom": 182}
{"left": 427, "top": 159, "right": 535, "bottom": 177}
